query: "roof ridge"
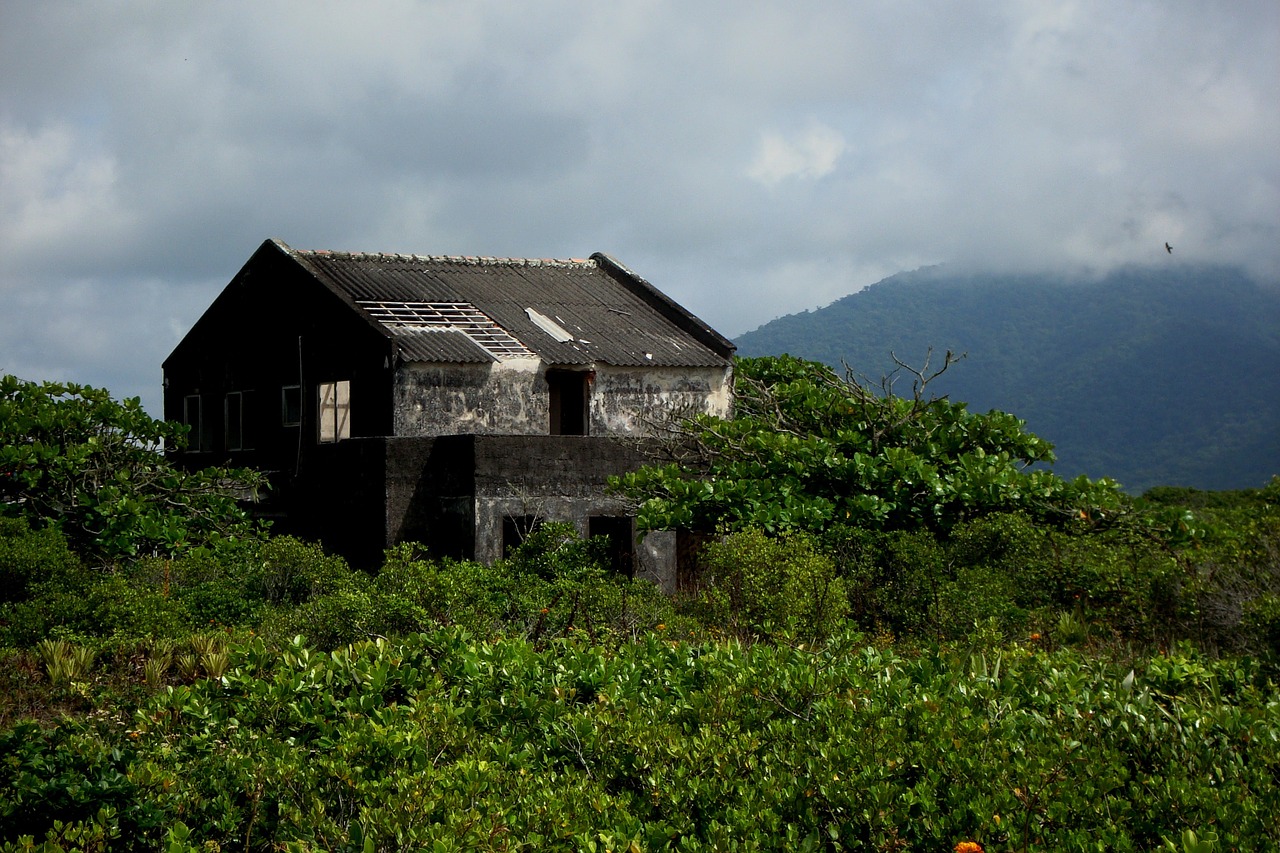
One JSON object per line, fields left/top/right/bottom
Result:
{"left": 290, "top": 247, "right": 596, "bottom": 268}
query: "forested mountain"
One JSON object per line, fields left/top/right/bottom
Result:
{"left": 735, "top": 264, "right": 1280, "bottom": 493}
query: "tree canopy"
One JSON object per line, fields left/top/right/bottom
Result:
{"left": 0, "top": 375, "right": 266, "bottom": 563}
{"left": 614, "top": 355, "right": 1126, "bottom": 536}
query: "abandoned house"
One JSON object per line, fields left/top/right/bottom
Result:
{"left": 162, "top": 238, "right": 735, "bottom": 587}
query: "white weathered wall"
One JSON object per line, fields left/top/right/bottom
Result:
{"left": 393, "top": 359, "right": 546, "bottom": 436}
{"left": 393, "top": 360, "right": 733, "bottom": 438}
{"left": 589, "top": 364, "right": 733, "bottom": 436}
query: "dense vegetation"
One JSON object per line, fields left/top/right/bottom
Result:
{"left": 4, "top": 630, "right": 1276, "bottom": 852}
{"left": 3, "top": 369, "right": 1279, "bottom": 851}
{"left": 734, "top": 263, "right": 1280, "bottom": 493}
{"left": 614, "top": 355, "right": 1126, "bottom": 536}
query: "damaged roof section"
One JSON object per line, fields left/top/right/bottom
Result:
{"left": 281, "top": 240, "right": 735, "bottom": 368}
{"left": 358, "top": 300, "right": 535, "bottom": 362}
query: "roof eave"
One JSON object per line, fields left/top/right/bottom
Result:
{"left": 590, "top": 252, "right": 737, "bottom": 361}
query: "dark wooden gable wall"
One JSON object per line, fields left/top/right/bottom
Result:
{"left": 162, "top": 240, "right": 396, "bottom": 476}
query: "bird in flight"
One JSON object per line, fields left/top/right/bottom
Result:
{"left": 1165, "top": 242, "right": 1173, "bottom": 254}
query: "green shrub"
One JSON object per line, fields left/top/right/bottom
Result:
{"left": 693, "top": 527, "right": 848, "bottom": 641}
{"left": 173, "top": 578, "right": 263, "bottom": 628}
{"left": 4, "top": 529, "right": 369, "bottom": 647}
{"left": 256, "top": 588, "right": 379, "bottom": 649}
{"left": 77, "top": 576, "right": 194, "bottom": 643}
{"left": 0, "top": 520, "right": 96, "bottom": 647}
{"left": 167, "top": 547, "right": 265, "bottom": 627}
{"left": 365, "top": 528, "right": 677, "bottom": 645}
{"left": 245, "top": 536, "right": 360, "bottom": 606}
{"left": 0, "top": 519, "right": 85, "bottom": 606}
{"left": 822, "top": 525, "right": 947, "bottom": 638}
{"left": 615, "top": 354, "right": 1126, "bottom": 538}
{"left": 949, "top": 512, "right": 1069, "bottom": 609}
{"left": 1242, "top": 594, "right": 1280, "bottom": 668}
{"left": 374, "top": 547, "right": 518, "bottom": 635}
{"left": 819, "top": 511, "right": 1262, "bottom": 649}
{"left": 0, "top": 720, "right": 160, "bottom": 847}
{"left": 504, "top": 522, "right": 608, "bottom": 582}
{"left": 251, "top": 526, "right": 673, "bottom": 648}
{"left": 936, "top": 565, "right": 1027, "bottom": 639}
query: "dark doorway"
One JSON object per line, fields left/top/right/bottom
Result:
{"left": 547, "top": 369, "right": 589, "bottom": 435}
{"left": 589, "top": 516, "right": 635, "bottom": 578}
{"left": 676, "top": 529, "right": 714, "bottom": 594}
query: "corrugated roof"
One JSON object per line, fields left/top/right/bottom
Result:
{"left": 389, "top": 327, "right": 497, "bottom": 364}
{"left": 282, "top": 242, "right": 733, "bottom": 368}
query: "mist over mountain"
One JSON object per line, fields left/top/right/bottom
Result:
{"left": 735, "top": 264, "right": 1280, "bottom": 494}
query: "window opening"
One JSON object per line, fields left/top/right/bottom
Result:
{"left": 548, "top": 370, "right": 589, "bottom": 436}
{"left": 225, "top": 392, "right": 244, "bottom": 451}
{"left": 503, "top": 515, "right": 542, "bottom": 558}
{"left": 282, "top": 385, "right": 301, "bottom": 427}
{"left": 318, "top": 380, "right": 350, "bottom": 443}
{"left": 183, "top": 395, "right": 210, "bottom": 452}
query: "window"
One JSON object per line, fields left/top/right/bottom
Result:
{"left": 183, "top": 395, "right": 211, "bottom": 452}
{"left": 502, "top": 515, "right": 541, "bottom": 558}
{"left": 547, "top": 369, "right": 589, "bottom": 436}
{"left": 281, "top": 385, "right": 301, "bottom": 427}
{"left": 225, "top": 392, "right": 244, "bottom": 451}
{"left": 224, "top": 391, "right": 254, "bottom": 451}
{"left": 318, "top": 380, "right": 350, "bottom": 443}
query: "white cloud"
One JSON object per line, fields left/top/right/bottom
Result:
{"left": 748, "top": 122, "right": 847, "bottom": 186}
{"left": 0, "top": 125, "right": 127, "bottom": 271}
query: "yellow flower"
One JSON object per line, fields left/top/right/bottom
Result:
{"left": 954, "top": 843, "right": 984, "bottom": 853}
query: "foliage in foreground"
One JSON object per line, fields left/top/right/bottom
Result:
{"left": 2, "top": 630, "right": 1276, "bottom": 852}
{"left": 0, "top": 376, "right": 266, "bottom": 563}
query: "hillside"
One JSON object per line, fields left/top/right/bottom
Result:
{"left": 735, "top": 264, "right": 1280, "bottom": 493}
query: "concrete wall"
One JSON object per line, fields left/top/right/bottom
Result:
{"left": 465, "top": 433, "right": 650, "bottom": 556}
{"left": 393, "top": 359, "right": 545, "bottom": 436}
{"left": 280, "top": 434, "right": 678, "bottom": 590}
{"left": 590, "top": 364, "right": 733, "bottom": 435}
{"left": 287, "top": 438, "right": 391, "bottom": 570}
{"left": 387, "top": 434, "right": 675, "bottom": 590}
{"left": 319, "top": 356, "right": 729, "bottom": 589}
{"left": 393, "top": 360, "right": 732, "bottom": 438}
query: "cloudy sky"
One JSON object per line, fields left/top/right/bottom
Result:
{"left": 3, "top": 1, "right": 1277, "bottom": 414}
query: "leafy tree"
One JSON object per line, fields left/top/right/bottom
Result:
{"left": 614, "top": 354, "right": 1125, "bottom": 536}
{"left": 0, "top": 375, "right": 266, "bottom": 563}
